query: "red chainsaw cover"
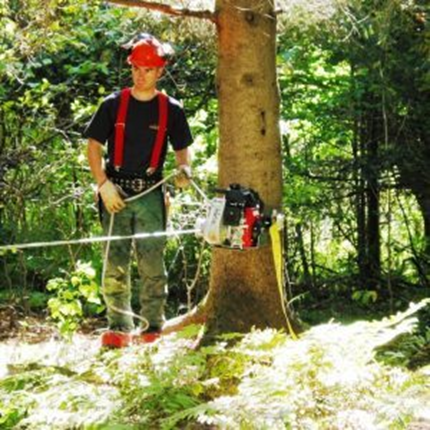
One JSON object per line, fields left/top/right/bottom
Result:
{"left": 242, "top": 207, "right": 260, "bottom": 247}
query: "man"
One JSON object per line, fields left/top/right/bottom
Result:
{"left": 84, "top": 34, "right": 193, "bottom": 347}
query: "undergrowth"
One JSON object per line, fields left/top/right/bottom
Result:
{"left": 0, "top": 301, "right": 429, "bottom": 429}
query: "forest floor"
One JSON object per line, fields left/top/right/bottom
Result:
{"left": 0, "top": 306, "right": 104, "bottom": 383}
{"left": 1, "top": 302, "right": 429, "bottom": 429}
{"left": 0, "top": 306, "right": 58, "bottom": 344}
{"left": 0, "top": 305, "right": 105, "bottom": 343}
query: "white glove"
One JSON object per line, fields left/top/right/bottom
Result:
{"left": 175, "top": 165, "right": 192, "bottom": 188}
{"left": 99, "top": 180, "right": 126, "bottom": 214}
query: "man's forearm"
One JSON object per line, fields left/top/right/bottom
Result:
{"left": 87, "top": 139, "right": 108, "bottom": 187}
{"left": 174, "top": 147, "right": 191, "bottom": 167}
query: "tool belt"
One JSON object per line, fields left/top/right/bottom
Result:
{"left": 106, "top": 166, "right": 160, "bottom": 195}
{"left": 110, "top": 176, "right": 159, "bottom": 194}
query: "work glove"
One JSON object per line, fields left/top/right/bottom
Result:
{"left": 175, "top": 165, "right": 192, "bottom": 189}
{"left": 99, "top": 180, "right": 126, "bottom": 214}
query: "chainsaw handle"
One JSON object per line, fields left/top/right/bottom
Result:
{"left": 214, "top": 184, "right": 242, "bottom": 195}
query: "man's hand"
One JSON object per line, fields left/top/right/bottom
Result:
{"left": 175, "top": 164, "right": 192, "bottom": 188}
{"left": 99, "top": 180, "right": 126, "bottom": 214}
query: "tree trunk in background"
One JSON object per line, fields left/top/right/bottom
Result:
{"left": 204, "top": 0, "right": 288, "bottom": 336}
{"left": 416, "top": 195, "right": 430, "bottom": 259}
{"left": 296, "top": 223, "right": 314, "bottom": 291}
{"left": 397, "top": 132, "right": 430, "bottom": 275}
{"left": 356, "top": 91, "right": 381, "bottom": 292}
{"left": 413, "top": 194, "right": 430, "bottom": 286}
{"left": 351, "top": 64, "right": 368, "bottom": 290}
{"left": 353, "top": 118, "right": 367, "bottom": 289}
{"left": 365, "top": 102, "right": 381, "bottom": 290}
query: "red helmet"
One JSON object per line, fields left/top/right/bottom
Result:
{"left": 127, "top": 38, "right": 167, "bottom": 68}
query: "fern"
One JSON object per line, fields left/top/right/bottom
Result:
{"left": 0, "top": 301, "right": 429, "bottom": 429}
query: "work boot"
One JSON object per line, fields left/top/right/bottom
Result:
{"left": 101, "top": 330, "right": 133, "bottom": 348}
{"left": 135, "top": 326, "right": 162, "bottom": 344}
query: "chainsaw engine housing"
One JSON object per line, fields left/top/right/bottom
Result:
{"left": 196, "top": 184, "right": 269, "bottom": 249}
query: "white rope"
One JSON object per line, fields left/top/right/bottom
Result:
{"left": 0, "top": 170, "right": 210, "bottom": 336}
{"left": 0, "top": 171, "right": 209, "bottom": 253}
{"left": 0, "top": 228, "right": 200, "bottom": 252}
{"left": 189, "top": 178, "right": 210, "bottom": 203}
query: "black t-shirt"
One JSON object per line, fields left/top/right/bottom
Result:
{"left": 84, "top": 90, "right": 193, "bottom": 176}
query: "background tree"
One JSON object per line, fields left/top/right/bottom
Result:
{"left": 206, "top": 0, "right": 288, "bottom": 334}
{"left": 279, "top": 0, "right": 429, "bottom": 314}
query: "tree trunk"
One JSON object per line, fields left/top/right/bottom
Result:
{"left": 351, "top": 63, "right": 367, "bottom": 289}
{"left": 366, "top": 108, "right": 381, "bottom": 290}
{"left": 396, "top": 131, "right": 430, "bottom": 267}
{"left": 295, "top": 223, "right": 313, "bottom": 291}
{"left": 358, "top": 91, "right": 381, "bottom": 291}
{"left": 353, "top": 120, "right": 367, "bottom": 289}
{"left": 204, "top": 0, "right": 288, "bottom": 336}
{"left": 416, "top": 195, "right": 430, "bottom": 259}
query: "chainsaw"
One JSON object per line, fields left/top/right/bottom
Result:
{"left": 196, "top": 183, "right": 272, "bottom": 249}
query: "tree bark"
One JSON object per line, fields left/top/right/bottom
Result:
{"left": 204, "top": 0, "right": 288, "bottom": 336}
{"left": 353, "top": 114, "right": 367, "bottom": 289}
{"left": 357, "top": 90, "right": 381, "bottom": 291}
{"left": 396, "top": 132, "right": 430, "bottom": 265}
{"left": 296, "top": 223, "right": 313, "bottom": 291}
{"left": 416, "top": 195, "right": 430, "bottom": 259}
{"left": 366, "top": 105, "right": 381, "bottom": 290}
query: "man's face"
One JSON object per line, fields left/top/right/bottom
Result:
{"left": 131, "top": 65, "right": 163, "bottom": 92}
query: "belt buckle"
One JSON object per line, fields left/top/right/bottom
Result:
{"left": 131, "top": 178, "right": 145, "bottom": 192}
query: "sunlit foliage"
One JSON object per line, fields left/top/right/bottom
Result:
{"left": 0, "top": 302, "right": 428, "bottom": 428}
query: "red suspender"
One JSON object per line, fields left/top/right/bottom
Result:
{"left": 149, "top": 92, "right": 168, "bottom": 171}
{"left": 113, "top": 88, "right": 131, "bottom": 168}
{"left": 113, "top": 89, "right": 168, "bottom": 172}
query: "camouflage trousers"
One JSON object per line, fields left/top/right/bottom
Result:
{"left": 101, "top": 189, "right": 167, "bottom": 332}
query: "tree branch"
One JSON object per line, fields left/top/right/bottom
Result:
{"left": 162, "top": 298, "right": 207, "bottom": 335}
{"left": 106, "top": 0, "right": 217, "bottom": 23}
